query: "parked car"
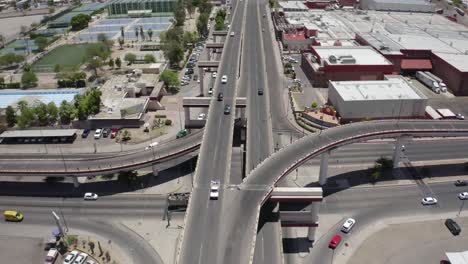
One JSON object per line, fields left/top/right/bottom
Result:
{"left": 73, "top": 252, "right": 88, "bottom": 264}
{"left": 102, "top": 128, "right": 110, "bottom": 138}
{"left": 221, "top": 75, "right": 228, "bottom": 84}
{"left": 328, "top": 235, "right": 342, "bottom": 249}
{"left": 94, "top": 129, "right": 102, "bottom": 139}
{"left": 186, "top": 68, "right": 194, "bottom": 75}
{"left": 445, "top": 218, "right": 461, "bottom": 235}
{"left": 341, "top": 218, "right": 356, "bottom": 233}
{"left": 45, "top": 248, "right": 58, "bottom": 264}
{"left": 84, "top": 260, "right": 97, "bottom": 264}
{"left": 422, "top": 197, "right": 438, "bottom": 205}
{"left": 63, "top": 250, "right": 79, "bottom": 264}
{"left": 83, "top": 193, "right": 98, "bottom": 201}
{"left": 81, "top": 129, "right": 90, "bottom": 138}
{"left": 110, "top": 128, "right": 119, "bottom": 139}
{"left": 456, "top": 113, "right": 465, "bottom": 120}
{"left": 455, "top": 180, "right": 468, "bottom": 186}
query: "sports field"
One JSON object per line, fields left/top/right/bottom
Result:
{"left": 32, "top": 43, "right": 95, "bottom": 71}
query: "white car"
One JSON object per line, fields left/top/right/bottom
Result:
{"left": 63, "top": 250, "right": 79, "bottom": 264}
{"left": 221, "top": 75, "right": 228, "bottom": 84}
{"left": 456, "top": 113, "right": 465, "bottom": 120}
{"left": 341, "top": 218, "right": 356, "bottom": 233}
{"left": 210, "top": 180, "right": 220, "bottom": 200}
{"left": 83, "top": 193, "right": 98, "bottom": 201}
{"left": 208, "top": 88, "right": 213, "bottom": 95}
{"left": 197, "top": 113, "right": 206, "bottom": 120}
{"left": 212, "top": 72, "right": 217, "bottom": 78}
{"left": 230, "top": 31, "right": 235, "bottom": 37}
{"left": 45, "top": 248, "right": 59, "bottom": 264}
{"left": 84, "top": 260, "right": 97, "bottom": 264}
{"left": 73, "top": 252, "right": 88, "bottom": 264}
{"left": 145, "top": 141, "right": 159, "bottom": 150}
{"left": 94, "top": 129, "right": 102, "bottom": 139}
{"left": 422, "top": 197, "right": 438, "bottom": 205}
{"left": 459, "top": 192, "right": 468, "bottom": 200}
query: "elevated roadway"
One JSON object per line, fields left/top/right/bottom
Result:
{"left": 199, "top": 120, "right": 468, "bottom": 264}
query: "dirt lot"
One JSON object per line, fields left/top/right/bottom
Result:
{"left": 0, "top": 235, "right": 43, "bottom": 264}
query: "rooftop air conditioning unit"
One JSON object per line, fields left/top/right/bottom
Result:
{"left": 328, "top": 55, "right": 337, "bottom": 63}
{"left": 340, "top": 57, "right": 356, "bottom": 64}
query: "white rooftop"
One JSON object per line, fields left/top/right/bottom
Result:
{"left": 314, "top": 46, "right": 392, "bottom": 66}
{"left": 434, "top": 52, "right": 468, "bottom": 72}
{"left": 331, "top": 76, "right": 423, "bottom": 101}
{"left": 278, "top": 1, "right": 308, "bottom": 10}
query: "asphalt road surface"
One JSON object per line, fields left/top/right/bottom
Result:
{"left": 0, "top": 195, "right": 175, "bottom": 264}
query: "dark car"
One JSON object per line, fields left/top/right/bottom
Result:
{"left": 186, "top": 68, "right": 194, "bottom": 75}
{"left": 82, "top": 129, "right": 91, "bottom": 138}
{"left": 455, "top": 180, "right": 467, "bottom": 186}
{"left": 102, "top": 128, "right": 111, "bottom": 137}
{"left": 258, "top": 89, "right": 264, "bottom": 95}
{"left": 217, "top": 92, "right": 224, "bottom": 101}
{"left": 445, "top": 218, "right": 461, "bottom": 235}
{"left": 193, "top": 75, "right": 198, "bottom": 81}
{"left": 224, "top": 105, "right": 231, "bottom": 115}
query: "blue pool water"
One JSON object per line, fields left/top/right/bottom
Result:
{"left": 0, "top": 90, "right": 82, "bottom": 108}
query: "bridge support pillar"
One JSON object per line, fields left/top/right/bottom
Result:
{"left": 72, "top": 176, "right": 80, "bottom": 188}
{"left": 199, "top": 67, "right": 205, "bottom": 96}
{"left": 184, "top": 107, "right": 190, "bottom": 126}
{"left": 319, "top": 150, "right": 330, "bottom": 185}
{"left": 392, "top": 136, "right": 410, "bottom": 168}
{"left": 307, "top": 202, "right": 320, "bottom": 242}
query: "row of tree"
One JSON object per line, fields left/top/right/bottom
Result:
{"left": 5, "top": 88, "right": 102, "bottom": 128}
{"left": 214, "top": 8, "right": 227, "bottom": 31}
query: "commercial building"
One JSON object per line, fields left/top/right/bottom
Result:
{"left": 301, "top": 46, "right": 394, "bottom": 87}
{"left": 278, "top": 1, "right": 309, "bottom": 12}
{"left": 107, "top": 0, "right": 176, "bottom": 17}
{"left": 360, "top": 0, "right": 435, "bottom": 12}
{"left": 328, "top": 75, "right": 427, "bottom": 121}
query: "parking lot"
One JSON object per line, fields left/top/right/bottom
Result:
{"left": 349, "top": 217, "right": 468, "bottom": 264}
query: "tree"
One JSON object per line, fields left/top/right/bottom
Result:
{"left": 183, "top": 31, "right": 198, "bottom": 48}
{"left": 70, "top": 14, "right": 91, "bottom": 31}
{"left": 97, "top": 33, "right": 113, "bottom": 48}
{"left": 0, "top": 53, "right": 25, "bottom": 67}
{"left": 59, "top": 100, "right": 73, "bottom": 124}
{"left": 118, "top": 37, "right": 124, "bottom": 49}
{"left": 48, "top": 7, "right": 55, "bottom": 14}
{"left": 160, "top": 70, "right": 180, "bottom": 87}
{"left": 34, "top": 36, "right": 48, "bottom": 51}
{"left": 174, "top": 0, "right": 186, "bottom": 26}
{"left": 34, "top": 102, "right": 49, "bottom": 126}
{"left": 311, "top": 102, "right": 318, "bottom": 109}
{"left": 196, "top": 13, "right": 209, "bottom": 38}
{"left": 115, "top": 57, "right": 122, "bottom": 69}
{"left": 117, "top": 170, "right": 138, "bottom": 185}
{"left": 84, "top": 43, "right": 111, "bottom": 77}
{"left": 163, "top": 41, "right": 184, "bottom": 67}
{"left": 87, "top": 56, "right": 103, "bottom": 77}
{"left": 17, "top": 106, "right": 35, "bottom": 128}
{"left": 147, "top": 28, "right": 153, "bottom": 41}
{"left": 215, "top": 16, "right": 224, "bottom": 30}
{"left": 186, "top": 0, "right": 195, "bottom": 18}
{"left": 134, "top": 27, "right": 139, "bottom": 41}
{"left": 144, "top": 54, "right": 156, "bottom": 63}
{"left": 47, "top": 102, "right": 58, "bottom": 125}
{"left": 120, "top": 26, "right": 125, "bottom": 39}
{"left": 108, "top": 58, "right": 114, "bottom": 68}
{"left": 5, "top": 106, "right": 16, "bottom": 127}
{"left": 198, "top": 0, "right": 212, "bottom": 14}
{"left": 21, "top": 70, "right": 38, "bottom": 87}
{"left": 54, "top": 64, "right": 62, "bottom": 73}
{"left": 139, "top": 26, "right": 145, "bottom": 41}
{"left": 124, "top": 53, "right": 137, "bottom": 63}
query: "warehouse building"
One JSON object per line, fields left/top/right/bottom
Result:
{"left": 360, "top": 0, "right": 435, "bottom": 12}
{"left": 301, "top": 46, "right": 395, "bottom": 87}
{"left": 107, "top": 0, "right": 176, "bottom": 17}
{"left": 328, "top": 75, "right": 427, "bottom": 121}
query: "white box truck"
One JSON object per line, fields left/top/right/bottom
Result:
{"left": 416, "top": 71, "right": 440, "bottom": 94}
{"left": 424, "top": 71, "right": 447, "bottom": 93}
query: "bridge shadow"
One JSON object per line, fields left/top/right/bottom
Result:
{"left": 306, "top": 162, "right": 468, "bottom": 197}
{"left": 282, "top": 237, "right": 311, "bottom": 254}
{"left": 0, "top": 157, "right": 197, "bottom": 197}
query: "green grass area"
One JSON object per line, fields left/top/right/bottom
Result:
{"left": 32, "top": 44, "right": 95, "bottom": 71}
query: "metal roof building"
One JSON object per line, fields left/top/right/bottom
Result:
{"left": 328, "top": 75, "right": 427, "bottom": 121}
{"left": 360, "top": 0, "right": 435, "bottom": 12}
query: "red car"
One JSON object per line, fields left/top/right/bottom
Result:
{"left": 329, "top": 234, "right": 342, "bottom": 249}
{"left": 110, "top": 128, "right": 119, "bottom": 138}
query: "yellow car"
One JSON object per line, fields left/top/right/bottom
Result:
{"left": 4, "top": 210, "right": 24, "bottom": 222}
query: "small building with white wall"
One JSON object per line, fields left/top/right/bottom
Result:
{"left": 328, "top": 75, "right": 427, "bottom": 121}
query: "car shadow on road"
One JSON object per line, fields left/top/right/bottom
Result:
{"left": 306, "top": 162, "right": 468, "bottom": 197}
{"left": 0, "top": 157, "right": 197, "bottom": 197}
